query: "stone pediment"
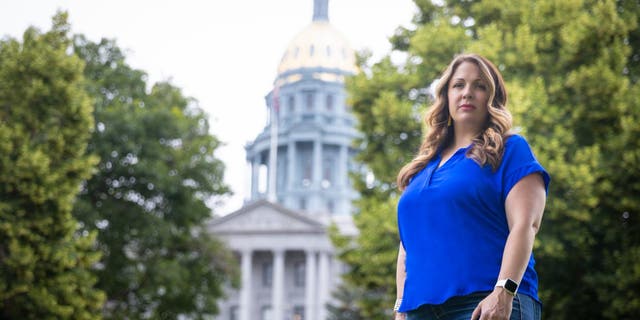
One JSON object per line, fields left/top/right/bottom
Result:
{"left": 209, "top": 199, "right": 326, "bottom": 235}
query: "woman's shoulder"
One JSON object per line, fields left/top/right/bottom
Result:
{"left": 501, "top": 133, "right": 538, "bottom": 164}
{"left": 504, "top": 133, "right": 535, "bottom": 152}
{"left": 505, "top": 133, "right": 528, "bottom": 145}
{"left": 501, "top": 132, "right": 551, "bottom": 192}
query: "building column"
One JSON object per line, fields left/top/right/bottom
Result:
{"left": 305, "top": 250, "right": 317, "bottom": 320}
{"left": 251, "top": 156, "right": 260, "bottom": 199}
{"left": 338, "top": 145, "right": 348, "bottom": 214}
{"left": 312, "top": 139, "right": 323, "bottom": 211}
{"left": 287, "top": 140, "right": 296, "bottom": 206}
{"left": 312, "top": 139, "right": 322, "bottom": 187}
{"left": 338, "top": 145, "right": 347, "bottom": 187}
{"left": 240, "top": 249, "right": 253, "bottom": 320}
{"left": 272, "top": 249, "right": 285, "bottom": 320}
{"left": 317, "top": 251, "right": 330, "bottom": 320}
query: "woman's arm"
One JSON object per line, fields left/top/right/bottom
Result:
{"left": 395, "top": 242, "right": 407, "bottom": 320}
{"left": 471, "top": 173, "right": 547, "bottom": 320}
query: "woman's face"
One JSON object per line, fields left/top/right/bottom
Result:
{"left": 447, "top": 61, "right": 490, "bottom": 129}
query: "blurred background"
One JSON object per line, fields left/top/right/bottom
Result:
{"left": 0, "top": 1, "right": 638, "bottom": 319}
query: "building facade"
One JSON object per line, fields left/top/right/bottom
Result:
{"left": 209, "top": 1, "right": 360, "bottom": 319}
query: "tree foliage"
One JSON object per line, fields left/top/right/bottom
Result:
{"left": 71, "top": 35, "right": 238, "bottom": 319}
{"left": 333, "top": 1, "right": 640, "bottom": 319}
{"left": 0, "top": 13, "right": 105, "bottom": 319}
{"left": 325, "top": 278, "right": 365, "bottom": 320}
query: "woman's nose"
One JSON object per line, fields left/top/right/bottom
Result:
{"left": 463, "top": 86, "right": 473, "bottom": 99}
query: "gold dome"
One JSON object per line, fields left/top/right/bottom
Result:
{"left": 277, "top": 21, "right": 357, "bottom": 77}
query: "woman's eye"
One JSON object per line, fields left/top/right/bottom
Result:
{"left": 453, "top": 83, "right": 464, "bottom": 88}
{"left": 476, "top": 83, "right": 487, "bottom": 90}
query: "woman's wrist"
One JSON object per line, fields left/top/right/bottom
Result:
{"left": 493, "top": 286, "right": 516, "bottom": 300}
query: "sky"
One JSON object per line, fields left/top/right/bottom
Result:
{"left": 0, "top": 0, "right": 418, "bottom": 215}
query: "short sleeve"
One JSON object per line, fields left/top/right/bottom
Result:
{"left": 501, "top": 135, "right": 551, "bottom": 202}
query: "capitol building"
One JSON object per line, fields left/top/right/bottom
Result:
{"left": 208, "top": 1, "right": 362, "bottom": 319}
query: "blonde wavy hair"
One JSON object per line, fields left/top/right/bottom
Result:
{"left": 397, "top": 53, "right": 513, "bottom": 190}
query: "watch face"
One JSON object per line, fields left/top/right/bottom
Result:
{"left": 505, "top": 279, "right": 518, "bottom": 293}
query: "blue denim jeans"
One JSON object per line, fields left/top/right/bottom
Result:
{"left": 406, "top": 292, "right": 541, "bottom": 320}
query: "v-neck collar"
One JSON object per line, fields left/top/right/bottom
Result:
{"left": 435, "top": 144, "right": 472, "bottom": 170}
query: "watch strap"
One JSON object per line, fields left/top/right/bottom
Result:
{"left": 393, "top": 298, "right": 402, "bottom": 312}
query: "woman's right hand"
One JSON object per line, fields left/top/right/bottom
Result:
{"left": 394, "top": 312, "right": 406, "bottom": 320}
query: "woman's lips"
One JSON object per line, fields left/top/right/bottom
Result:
{"left": 459, "top": 104, "right": 476, "bottom": 110}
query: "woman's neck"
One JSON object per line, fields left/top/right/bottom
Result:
{"left": 451, "top": 127, "right": 479, "bottom": 149}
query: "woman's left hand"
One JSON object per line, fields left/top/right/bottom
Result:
{"left": 471, "top": 288, "right": 514, "bottom": 320}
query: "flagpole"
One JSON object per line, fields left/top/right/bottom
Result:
{"left": 267, "top": 85, "right": 279, "bottom": 203}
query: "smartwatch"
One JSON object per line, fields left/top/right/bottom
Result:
{"left": 393, "top": 298, "right": 402, "bottom": 312}
{"left": 495, "top": 278, "right": 518, "bottom": 295}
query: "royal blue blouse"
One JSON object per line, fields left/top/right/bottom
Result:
{"left": 397, "top": 134, "right": 550, "bottom": 312}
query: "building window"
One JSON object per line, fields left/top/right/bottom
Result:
{"left": 322, "top": 167, "right": 332, "bottom": 188}
{"left": 303, "top": 162, "right": 312, "bottom": 187}
{"left": 258, "top": 163, "right": 268, "bottom": 194}
{"left": 327, "top": 200, "right": 335, "bottom": 213}
{"left": 288, "top": 95, "right": 295, "bottom": 113}
{"left": 322, "top": 153, "right": 334, "bottom": 188}
{"left": 302, "top": 158, "right": 312, "bottom": 187}
{"left": 262, "top": 262, "right": 273, "bottom": 287}
{"left": 299, "top": 197, "right": 307, "bottom": 211}
{"left": 304, "top": 91, "right": 314, "bottom": 111}
{"left": 230, "top": 306, "right": 239, "bottom": 320}
{"left": 325, "top": 94, "right": 334, "bottom": 111}
{"left": 293, "top": 306, "right": 305, "bottom": 320}
{"left": 261, "top": 306, "right": 273, "bottom": 320}
{"left": 294, "top": 262, "right": 305, "bottom": 287}
{"left": 298, "top": 143, "right": 312, "bottom": 187}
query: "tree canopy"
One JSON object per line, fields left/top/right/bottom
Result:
{"left": 333, "top": 1, "right": 640, "bottom": 319}
{"left": 72, "top": 34, "right": 237, "bottom": 319}
{"left": 0, "top": 13, "right": 105, "bottom": 319}
{"left": 0, "top": 12, "right": 237, "bottom": 319}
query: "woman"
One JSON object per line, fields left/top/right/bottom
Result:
{"left": 393, "top": 54, "right": 550, "bottom": 320}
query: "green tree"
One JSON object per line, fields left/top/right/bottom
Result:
{"left": 326, "top": 281, "right": 365, "bottom": 320}
{"left": 334, "top": 0, "right": 640, "bottom": 319}
{"left": 0, "top": 13, "right": 105, "bottom": 319}
{"left": 71, "top": 36, "right": 237, "bottom": 319}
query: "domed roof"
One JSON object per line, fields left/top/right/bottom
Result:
{"left": 277, "top": 20, "right": 357, "bottom": 77}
